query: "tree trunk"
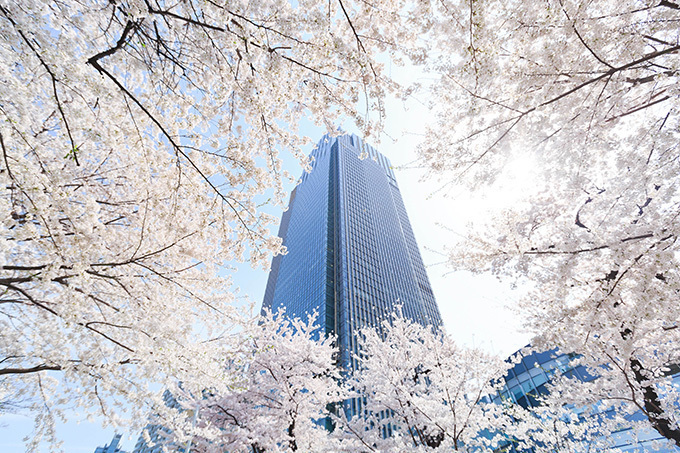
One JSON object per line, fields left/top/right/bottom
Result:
{"left": 630, "top": 358, "right": 680, "bottom": 447}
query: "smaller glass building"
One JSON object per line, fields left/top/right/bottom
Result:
{"left": 94, "top": 434, "right": 128, "bottom": 453}
{"left": 488, "top": 348, "right": 680, "bottom": 452}
{"left": 489, "top": 348, "right": 595, "bottom": 410}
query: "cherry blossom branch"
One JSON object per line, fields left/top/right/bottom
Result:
{"left": 572, "top": 25, "right": 613, "bottom": 69}
{"left": 86, "top": 59, "right": 259, "bottom": 245}
{"left": 0, "top": 357, "right": 135, "bottom": 377}
{"left": 458, "top": 114, "right": 523, "bottom": 177}
{"left": 605, "top": 93, "right": 671, "bottom": 122}
{"left": 2, "top": 281, "right": 136, "bottom": 353}
{"left": 524, "top": 232, "right": 659, "bottom": 255}
{"left": 338, "top": 417, "right": 378, "bottom": 451}
{"left": 0, "top": 5, "right": 80, "bottom": 165}
{"left": 337, "top": 0, "right": 366, "bottom": 53}
{"left": 0, "top": 364, "right": 62, "bottom": 375}
{"left": 454, "top": 43, "right": 680, "bottom": 176}
{"left": 86, "top": 20, "right": 139, "bottom": 65}
{"left": 141, "top": 2, "right": 351, "bottom": 82}
{"left": 659, "top": 0, "right": 680, "bottom": 10}
{"left": 218, "top": 5, "right": 313, "bottom": 46}
{"left": 132, "top": 260, "right": 224, "bottom": 314}
{"left": 557, "top": 0, "right": 613, "bottom": 69}
{"left": 535, "top": 44, "right": 680, "bottom": 110}
{"left": 445, "top": 74, "right": 523, "bottom": 113}
{"left": 0, "top": 132, "right": 14, "bottom": 181}
{"left": 143, "top": 0, "right": 224, "bottom": 32}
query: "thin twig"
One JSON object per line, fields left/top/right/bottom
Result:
{"left": 1, "top": 6, "right": 80, "bottom": 165}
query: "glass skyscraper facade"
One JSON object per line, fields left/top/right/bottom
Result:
{"left": 262, "top": 133, "right": 442, "bottom": 374}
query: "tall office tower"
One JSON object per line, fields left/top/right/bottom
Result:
{"left": 262, "top": 133, "right": 443, "bottom": 375}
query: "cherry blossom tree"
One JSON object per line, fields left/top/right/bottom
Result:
{"left": 145, "top": 312, "right": 344, "bottom": 453}
{"left": 417, "top": 0, "right": 680, "bottom": 446}
{"left": 0, "top": 0, "right": 421, "bottom": 446}
{"left": 339, "top": 314, "right": 510, "bottom": 452}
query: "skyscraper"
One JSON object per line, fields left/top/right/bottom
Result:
{"left": 262, "top": 133, "right": 442, "bottom": 375}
